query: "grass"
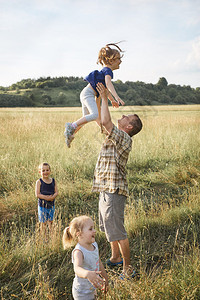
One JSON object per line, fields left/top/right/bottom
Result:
{"left": 0, "top": 104, "right": 200, "bottom": 299}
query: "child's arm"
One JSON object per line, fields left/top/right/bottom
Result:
{"left": 73, "top": 250, "right": 103, "bottom": 288}
{"left": 107, "top": 91, "right": 119, "bottom": 108}
{"left": 35, "top": 179, "right": 47, "bottom": 200}
{"left": 105, "top": 75, "right": 125, "bottom": 106}
{"left": 53, "top": 180, "right": 58, "bottom": 198}
{"left": 99, "top": 258, "right": 109, "bottom": 293}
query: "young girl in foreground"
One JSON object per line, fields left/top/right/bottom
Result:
{"left": 64, "top": 42, "right": 125, "bottom": 147}
{"left": 63, "top": 215, "right": 108, "bottom": 300}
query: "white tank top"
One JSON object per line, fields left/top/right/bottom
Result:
{"left": 72, "top": 242, "right": 99, "bottom": 294}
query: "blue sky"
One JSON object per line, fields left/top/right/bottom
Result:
{"left": 0, "top": 0, "right": 200, "bottom": 88}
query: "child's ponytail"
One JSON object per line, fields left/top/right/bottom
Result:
{"left": 63, "top": 215, "right": 92, "bottom": 250}
{"left": 63, "top": 226, "right": 74, "bottom": 249}
{"left": 106, "top": 42, "right": 123, "bottom": 53}
{"left": 97, "top": 41, "right": 124, "bottom": 66}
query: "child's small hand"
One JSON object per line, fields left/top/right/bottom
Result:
{"left": 116, "top": 97, "right": 125, "bottom": 106}
{"left": 87, "top": 271, "right": 103, "bottom": 289}
{"left": 111, "top": 100, "right": 119, "bottom": 108}
{"left": 101, "top": 279, "right": 109, "bottom": 294}
{"left": 45, "top": 194, "right": 55, "bottom": 201}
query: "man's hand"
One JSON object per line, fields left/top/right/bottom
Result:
{"left": 96, "top": 83, "right": 107, "bottom": 100}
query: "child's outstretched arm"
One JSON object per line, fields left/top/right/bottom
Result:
{"left": 105, "top": 75, "right": 125, "bottom": 106}
{"left": 73, "top": 249, "right": 103, "bottom": 288}
{"left": 107, "top": 91, "right": 119, "bottom": 108}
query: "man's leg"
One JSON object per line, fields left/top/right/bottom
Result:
{"left": 118, "top": 238, "right": 131, "bottom": 273}
{"left": 99, "top": 191, "right": 134, "bottom": 273}
{"left": 110, "top": 240, "right": 122, "bottom": 263}
{"left": 110, "top": 238, "right": 133, "bottom": 274}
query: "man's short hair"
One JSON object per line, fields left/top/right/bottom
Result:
{"left": 129, "top": 114, "right": 143, "bottom": 137}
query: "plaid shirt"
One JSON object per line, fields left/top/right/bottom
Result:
{"left": 92, "top": 125, "right": 132, "bottom": 196}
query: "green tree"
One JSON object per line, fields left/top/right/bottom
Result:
{"left": 157, "top": 77, "right": 168, "bottom": 90}
{"left": 58, "top": 92, "right": 67, "bottom": 104}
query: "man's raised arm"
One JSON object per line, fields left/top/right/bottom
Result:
{"left": 96, "top": 83, "right": 113, "bottom": 134}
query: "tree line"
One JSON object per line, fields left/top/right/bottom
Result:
{"left": 0, "top": 76, "right": 199, "bottom": 107}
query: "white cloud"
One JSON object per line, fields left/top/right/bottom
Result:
{"left": 0, "top": 0, "right": 200, "bottom": 87}
{"left": 186, "top": 37, "right": 200, "bottom": 69}
{"left": 171, "top": 37, "right": 200, "bottom": 74}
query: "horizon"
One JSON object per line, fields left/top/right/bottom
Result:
{"left": 1, "top": 74, "right": 199, "bottom": 90}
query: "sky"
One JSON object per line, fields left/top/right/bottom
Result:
{"left": 0, "top": 0, "right": 200, "bottom": 88}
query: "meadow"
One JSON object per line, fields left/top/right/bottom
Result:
{"left": 0, "top": 105, "right": 200, "bottom": 299}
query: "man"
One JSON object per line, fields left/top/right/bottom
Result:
{"left": 92, "top": 83, "right": 143, "bottom": 279}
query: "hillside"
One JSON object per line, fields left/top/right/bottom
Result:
{"left": 0, "top": 76, "right": 199, "bottom": 107}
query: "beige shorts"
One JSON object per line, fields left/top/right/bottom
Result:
{"left": 99, "top": 190, "right": 127, "bottom": 242}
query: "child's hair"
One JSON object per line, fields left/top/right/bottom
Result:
{"left": 97, "top": 42, "right": 124, "bottom": 66}
{"left": 38, "top": 162, "right": 51, "bottom": 171}
{"left": 63, "top": 215, "right": 92, "bottom": 249}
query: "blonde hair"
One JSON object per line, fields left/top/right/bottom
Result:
{"left": 97, "top": 42, "right": 124, "bottom": 66}
{"left": 38, "top": 162, "right": 51, "bottom": 171}
{"left": 63, "top": 215, "right": 92, "bottom": 249}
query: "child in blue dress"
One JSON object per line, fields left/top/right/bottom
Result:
{"left": 64, "top": 42, "right": 125, "bottom": 147}
{"left": 63, "top": 215, "right": 108, "bottom": 300}
{"left": 35, "top": 162, "right": 58, "bottom": 232}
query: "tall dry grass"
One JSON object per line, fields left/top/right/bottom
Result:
{"left": 0, "top": 105, "right": 200, "bottom": 299}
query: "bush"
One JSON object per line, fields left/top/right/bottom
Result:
{"left": 0, "top": 94, "right": 33, "bottom": 107}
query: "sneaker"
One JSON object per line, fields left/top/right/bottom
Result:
{"left": 119, "top": 270, "right": 137, "bottom": 281}
{"left": 64, "top": 123, "right": 75, "bottom": 147}
{"left": 106, "top": 259, "right": 123, "bottom": 267}
{"left": 66, "top": 134, "right": 75, "bottom": 148}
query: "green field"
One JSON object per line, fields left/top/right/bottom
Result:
{"left": 0, "top": 105, "right": 200, "bottom": 299}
